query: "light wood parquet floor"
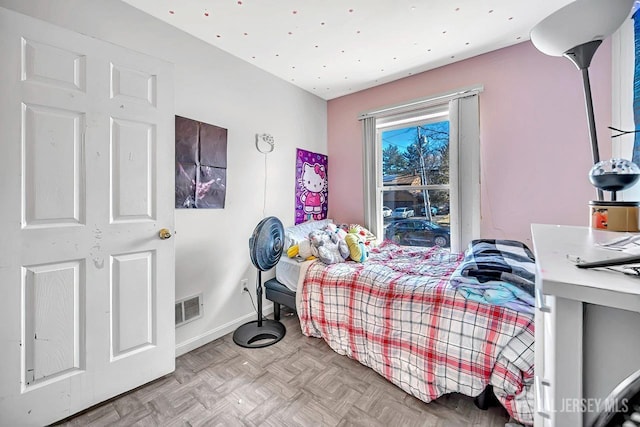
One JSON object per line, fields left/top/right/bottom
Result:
{"left": 55, "top": 309, "right": 511, "bottom": 427}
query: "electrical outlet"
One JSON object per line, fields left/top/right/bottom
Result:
{"left": 240, "top": 278, "right": 248, "bottom": 295}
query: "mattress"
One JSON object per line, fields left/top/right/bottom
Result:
{"left": 275, "top": 256, "right": 314, "bottom": 292}
{"left": 277, "top": 218, "right": 332, "bottom": 292}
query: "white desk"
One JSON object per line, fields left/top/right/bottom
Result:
{"left": 531, "top": 224, "right": 640, "bottom": 427}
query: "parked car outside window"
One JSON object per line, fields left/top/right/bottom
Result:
{"left": 382, "top": 206, "right": 392, "bottom": 217}
{"left": 385, "top": 219, "right": 450, "bottom": 247}
{"left": 392, "top": 207, "right": 414, "bottom": 218}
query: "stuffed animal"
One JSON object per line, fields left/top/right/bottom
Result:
{"left": 337, "top": 224, "right": 377, "bottom": 247}
{"left": 299, "top": 239, "right": 316, "bottom": 259}
{"left": 287, "top": 245, "right": 298, "bottom": 258}
{"left": 344, "top": 224, "right": 378, "bottom": 249}
{"left": 308, "top": 229, "right": 349, "bottom": 264}
{"left": 287, "top": 239, "right": 316, "bottom": 260}
{"left": 345, "top": 232, "right": 369, "bottom": 262}
{"left": 325, "top": 223, "right": 347, "bottom": 241}
{"left": 324, "top": 223, "right": 350, "bottom": 259}
{"left": 287, "top": 223, "right": 372, "bottom": 264}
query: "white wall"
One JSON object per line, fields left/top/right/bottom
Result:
{"left": 0, "top": 0, "right": 327, "bottom": 355}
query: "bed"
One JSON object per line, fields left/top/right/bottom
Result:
{"left": 271, "top": 222, "right": 535, "bottom": 426}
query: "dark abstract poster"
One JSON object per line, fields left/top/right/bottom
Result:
{"left": 175, "top": 116, "right": 227, "bottom": 208}
{"left": 295, "top": 148, "right": 328, "bottom": 224}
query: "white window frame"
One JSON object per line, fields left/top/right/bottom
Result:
{"left": 360, "top": 85, "right": 482, "bottom": 252}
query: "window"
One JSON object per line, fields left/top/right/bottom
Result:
{"left": 360, "top": 86, "right": 481, "bottom": 252}
{"left": 379, "top": 105, "right": 451, "bottom": 246}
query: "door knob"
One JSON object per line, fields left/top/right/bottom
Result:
{"left": 159, "top": 228, "right": 172, "bottom": 240}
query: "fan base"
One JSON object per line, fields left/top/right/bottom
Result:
{"left": 233, "top": 319, "right": 286, "bottom": 348}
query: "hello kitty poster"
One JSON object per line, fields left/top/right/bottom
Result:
{"left": 295, "top": 148, "right": 328, "bottom": 225}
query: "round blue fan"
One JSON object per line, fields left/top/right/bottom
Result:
{"left": 233, "top": 217, "right": 286, "bottom": 348}
{"left": 249, "top": 216, "right": 284, "bottom": 271}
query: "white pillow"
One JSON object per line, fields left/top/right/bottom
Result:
{"left": 284, "top": 219, "right": 333, "bottom": 250}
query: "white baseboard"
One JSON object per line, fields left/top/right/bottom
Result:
{"left": 174, "top": 305, "right": 274, "bottom": 357}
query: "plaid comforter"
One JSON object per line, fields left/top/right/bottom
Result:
{"left": 298, "top": 242, "right": 535, "bottom": 425}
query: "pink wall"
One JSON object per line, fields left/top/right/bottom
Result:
{"left": 327, "top": 40, "right": 612, "bottom": 247}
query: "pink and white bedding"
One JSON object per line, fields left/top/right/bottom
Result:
{"left": 298, "top": 242, "right": 535, "bottom": 425}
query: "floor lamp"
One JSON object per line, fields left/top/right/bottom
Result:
{"left": 530, "top": 0, "right": 635, "bottom": 202}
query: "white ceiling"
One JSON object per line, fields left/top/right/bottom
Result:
{"left": 122, "top": 0, "right": 574, "bottom": 100}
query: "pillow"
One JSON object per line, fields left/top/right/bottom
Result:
{"left": 283, "top": 219, "right": 333, "bottom": 250}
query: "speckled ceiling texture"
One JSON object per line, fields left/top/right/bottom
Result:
{"left": 122, "top": 0, "right": 574, "bottom": 100}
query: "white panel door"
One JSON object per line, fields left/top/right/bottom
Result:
{"left": 0, "top": 7, "right": 175, "bottom": 426}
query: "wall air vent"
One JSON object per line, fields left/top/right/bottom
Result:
{"left": 175, "top": 294, "right": 203, "bottom": 327}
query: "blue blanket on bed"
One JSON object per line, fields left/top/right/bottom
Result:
{"left": 450, "top": 239, "right": 536, "bottom": 314}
